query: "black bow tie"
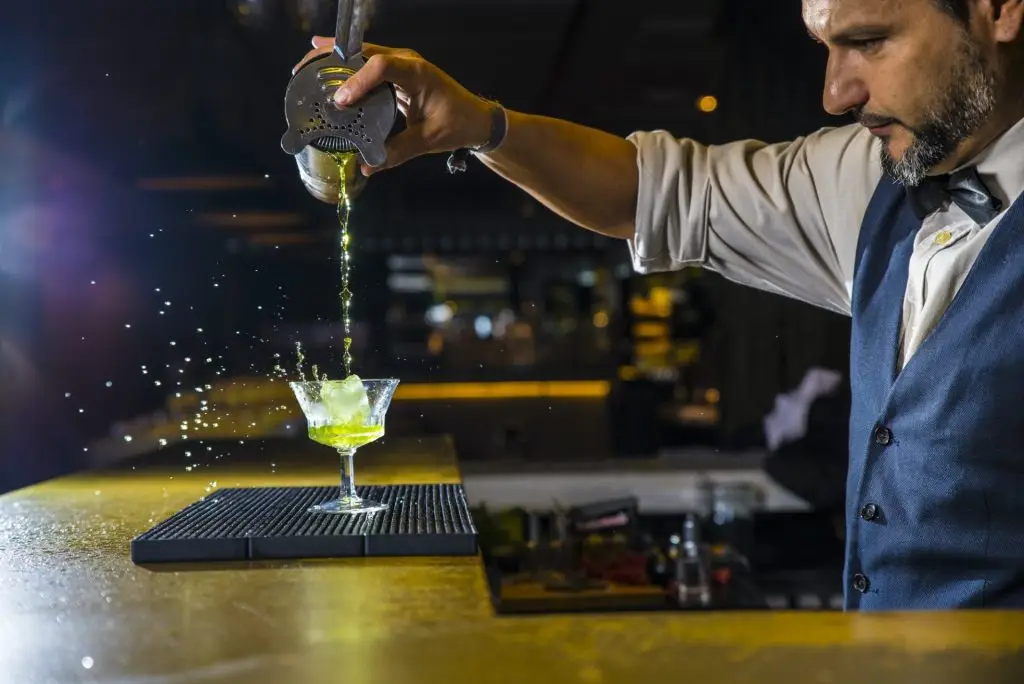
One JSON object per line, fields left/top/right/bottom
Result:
{"left": 905, "top": 166, "right": 1003, "bottom": 225}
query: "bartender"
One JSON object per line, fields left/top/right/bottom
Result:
{"left": 293, "top": 0, "right": 1024, "bottom": 610}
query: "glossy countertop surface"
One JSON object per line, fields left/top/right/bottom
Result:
{"left": 2, "top": 436, "right": 1023, "bottom": 683}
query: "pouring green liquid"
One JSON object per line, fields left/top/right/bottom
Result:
{"left": 331, "top": 151, "right": 358, "bottom": 378}
{"left": 296, "top": 151, "right": 358, "bottom": 382}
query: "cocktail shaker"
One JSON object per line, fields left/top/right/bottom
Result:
{"left": 293, "top": 146, "right": 366, "bottom": 204}
{"left": 280, "top": 0, "right": 397, "bottom": 203}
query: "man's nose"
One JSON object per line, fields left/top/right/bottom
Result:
{"left": 822, "top": 54, "right": 868, "bottom": 116}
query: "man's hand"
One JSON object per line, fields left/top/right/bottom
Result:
{"left": 292, "top": 37, "right": 493, "bottom": 176}
{"left": 291, "top": 38, "right": 640, "bottom": 241}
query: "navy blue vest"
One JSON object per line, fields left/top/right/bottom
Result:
{"left": 847, "top": 174, "right": 1024, "bottom": 610}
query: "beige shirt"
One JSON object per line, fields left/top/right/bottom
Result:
{"left": 627, "top": 117, "right": 1024, "bottom": 369}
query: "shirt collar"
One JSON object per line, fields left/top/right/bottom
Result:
{"left": 958, "top": 114, "right": 1024, "bottom": 210}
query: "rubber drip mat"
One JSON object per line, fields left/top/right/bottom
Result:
{"left": 131, "top": 484, "right": 478, "bottom": 564}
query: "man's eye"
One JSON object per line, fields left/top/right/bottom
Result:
{"left": 852, "top": 37, "right": 885, "bottom": 50}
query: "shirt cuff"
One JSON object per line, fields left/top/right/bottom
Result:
{"left": 625, "top": 130, "right": 708, "bottom": 274}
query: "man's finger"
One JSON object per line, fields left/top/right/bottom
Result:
{"left": 361, "top": 126, "right": 429, "bottom": 175}
{"left": 334, "top": 54, "right": 416, "bottom": 106}
{"left": 292, "top": 45, "right": 331, "bottom": 74}
{"left": 361, "top": 43, "right": 402, "bottom": 57}
{"left": 294, "top": 40, "right": 402, "bottom": 77}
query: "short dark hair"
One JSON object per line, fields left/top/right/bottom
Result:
{"left": 933, "top": 0, "right": 971, "bottom": 24}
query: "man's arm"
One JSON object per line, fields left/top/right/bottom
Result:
{"left": 474, "top": 111, "right": 639, "bottom": 240}
{"left": 301, "top": 40, "right": 881, "bottom": 313}
{"left": 316, "top": 42, "right": 640, "bottom": 238}
{"left": 627, "top": 125, "right": 882, "bottom": 314}
{"left": 466, "top": 114, "right": 879, "bottom": 316}
{"left": 488, "top": 119, "right": 881, "bottom": 314}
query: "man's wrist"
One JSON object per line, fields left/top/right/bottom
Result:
{"left": 447, "top": 98, "right": 508, "bottom": 174}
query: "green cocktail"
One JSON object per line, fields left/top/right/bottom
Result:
{"left": 289, "top": 376, "right": 399, "bottom": 514}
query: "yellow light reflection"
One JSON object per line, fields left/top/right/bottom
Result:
{"left": 697, "top": 95, "right": 718, "bottom": 113}
{"left": 166, "top": 379, "right": 610, "bottom": 416}
{"left": 632, "top": 322, "right": 668, "bottom": 338}
{"left": 394, "top": 381, "right": 609, "bottom": 401}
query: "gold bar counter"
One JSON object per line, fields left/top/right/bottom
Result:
{"left": 1, "top": 435, "right": 1023, "bottom": 683}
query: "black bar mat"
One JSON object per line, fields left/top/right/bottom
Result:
{"left": 131, "top": 484, "right": 477, "bottom": 564}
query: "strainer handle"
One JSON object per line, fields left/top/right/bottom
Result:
{"left": 334, "top": 0, "right": 369, "bottom": 62}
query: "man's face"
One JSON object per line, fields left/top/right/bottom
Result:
{"left": 804, "top": 0, "right": 998, "bottom": 185}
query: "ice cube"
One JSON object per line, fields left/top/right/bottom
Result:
{"left": 322, "top": 375, "right": 371, "bottom": 425}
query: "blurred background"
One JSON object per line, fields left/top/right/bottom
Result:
{"left": 0, "top": 0, "right": 851, "bottom": 551}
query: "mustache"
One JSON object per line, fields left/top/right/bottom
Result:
{"left": 852, "top": 107, "right": 903, "bottom": 130}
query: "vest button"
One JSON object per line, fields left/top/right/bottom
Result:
{"left": 860, "top": 503, "right": 879, "bottom": 521}
{"left": 852, "top": 573, "right": 870, "bottom": 594}
{"left": 873, "top": 426, "right": 892, "bottom": 446}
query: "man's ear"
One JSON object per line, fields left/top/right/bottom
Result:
{"left": 987, "top": 0, "right": 1024, "bottom": 42}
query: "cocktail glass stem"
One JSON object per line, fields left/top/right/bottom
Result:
{"left": 339, "top": 447, "right": 359, "bottom": 503}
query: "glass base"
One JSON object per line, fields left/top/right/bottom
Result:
{"left": 309, "top": 496, "right": 387, "bottom": 515}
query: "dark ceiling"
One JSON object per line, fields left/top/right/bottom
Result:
{"left": 1, "top": 0, "right": 831, "bottom": 254}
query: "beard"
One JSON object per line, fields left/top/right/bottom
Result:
{"left": 862, "top": 36, "right": 997, "bottom": 187}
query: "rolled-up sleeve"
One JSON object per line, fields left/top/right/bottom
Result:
{"left": 626, "top": 124, "right": 881, "bottom": 316}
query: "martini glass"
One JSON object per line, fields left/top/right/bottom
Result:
{"left": 289, "top": 378, "right": 400, "bottom": 514}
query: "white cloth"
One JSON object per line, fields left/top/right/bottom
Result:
{"left": 763, "top": 367, "right": 843, "bottom": 451}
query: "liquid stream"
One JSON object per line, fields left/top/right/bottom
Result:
{"left": 294, "top": 151, "right": 358, "bottom": 382}
{"left": 332, "top": 151, "right": 356, "bottom": 379}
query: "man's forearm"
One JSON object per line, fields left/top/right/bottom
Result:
{"left": 476, "top": 110, "right": 639, "bottom": 240}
